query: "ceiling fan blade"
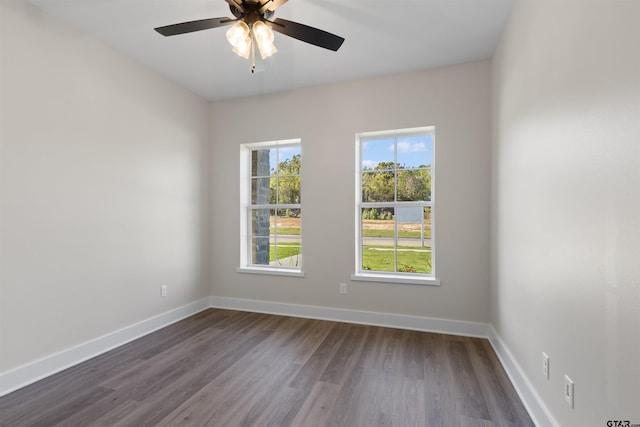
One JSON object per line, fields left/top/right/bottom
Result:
{"left": 155, "top": 17, "right": 235, "bottom": 37}
{"left": 271, "top": 18, "right": 344, "bottom": 51}
{"left": 258, "top": 0, "right": 288, "bottom": 14}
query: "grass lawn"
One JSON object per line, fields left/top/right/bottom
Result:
{"left": 362, "top": 245, "right": 432, "bottom": 273}
{"left": 274, "top": 228, "right": 430, "bottom": 238}
{"left": 270, "top": 242, "right": 301, "bottom": 263}
{"left": 274, "top": 227, "right": 301, "bottom": 235}
{"left": 362, "top": 229, "right": 431, "bottom": 238}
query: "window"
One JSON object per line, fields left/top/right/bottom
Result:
{"left": 352, "top": 127, "right": 439, "bottom": 285}
{"left": 238, "top": 139, "right": 303, "bottom": 276}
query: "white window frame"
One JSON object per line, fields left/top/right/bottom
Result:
{"left": 351, "top": 126, "right": 440, "bottom": 286}
{"left": 237, "top": 139, "right": 304, "bottom": 277}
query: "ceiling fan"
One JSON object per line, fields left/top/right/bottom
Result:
{"left": 155, "top": 0, "right": 345, "bottom": 72}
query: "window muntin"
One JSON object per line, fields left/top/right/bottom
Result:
{"left": 241, "top": 140, "right": 301, "bottom": 272}
{"left": 356, "top": 128, "right": 435, "bottom": 280}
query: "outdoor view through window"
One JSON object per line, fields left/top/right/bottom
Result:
{"left": 357, "top": 128, "right": 434, "bottom": 278}
{"left": 246, "top": 141, "right": 301, "bottom": 270}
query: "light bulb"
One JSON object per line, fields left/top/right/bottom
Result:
{"left": 226, "top": 21, "right": 250, "bottom": 47}
{"left": 252, "top": 21, "right": 277, "bottom": 59}
{"left": 232, "top": 36, "right": 251, "bottom": 59}
{"left": 257, "top": 41, "right": 277, "bottom": 59}
{"left": 252, "top": 21, "right": 274, "bottom": 44}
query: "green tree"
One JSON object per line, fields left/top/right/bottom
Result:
{"left": 270, "top": 154, "right": 301, "bottom": 214}
{"left": 397, "top": 167, "right": 431, "bottom": 201}
{"left": 362, "top": 162, "right": 431, "bottom": 202}
{"left": 362, "top": 162, "right": 395, "bottom": 202}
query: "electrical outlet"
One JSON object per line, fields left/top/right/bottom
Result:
{"left": 563, "top": 375, "right": 574, "bottom": 408}
{"left": 339, "top": 283, "right": 347, "bottom": 294}
{"left": 161, "top": 285, "right": 168, "bottom": 297}
{"left": 542, "top": 352, "right": 549, "bottom": 379}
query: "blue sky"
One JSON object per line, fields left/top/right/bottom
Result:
{"left": 362, "top": 134, "right": 433, "bottom": 169}
{"left": 269, "top": 145, "right": 301, "bottom": 172}
{"left": 260, "top": 136, "right": 432, "bottom": 172}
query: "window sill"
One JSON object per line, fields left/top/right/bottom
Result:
{"left": 350, "top": 273, "right": 440, "bottom": 286}
{"left": 237, "top": 267, "right": 304, "bottom": 278}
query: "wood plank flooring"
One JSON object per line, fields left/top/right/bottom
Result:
{"left": 0, "top": 309, "right": 533, "bottom": 426}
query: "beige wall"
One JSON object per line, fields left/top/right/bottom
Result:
{"left": 491, "top": 1, "right": 640, "bottom": 425}
{"left": 0, "top": 0, "right": 211, "bottom": 372}
{"left": 5, "top": 1, "right": 638, "bottom": 423}
{"left": 210, "top": 61, "right": 492, "bottom": 323}
{"left": 5, "top": 0, "right": 637, "bottom": 423}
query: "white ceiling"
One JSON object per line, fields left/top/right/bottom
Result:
{"left": 30, "top": 0, "right": 514, "bottom": 101}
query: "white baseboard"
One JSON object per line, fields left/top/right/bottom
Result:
{"left": 0, "top": 298, "right": 210, "bottom": 397}
{"left": 488, "top": 326, "right": 558, "bottom": 427}
{"left": 209, "top": 296, "right": 490, "bottom": 338}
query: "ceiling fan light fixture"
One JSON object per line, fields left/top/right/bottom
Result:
{"left": 226, "top": 20, "right": 250, "bottom": 47}
{"left": 155, "top": 0, "right": 345, "bottom": 72}
{"left": 252, "top": 21, "right": 277, "bottom": 59}
{"left": 257, "top": 41, "right": 277, "bottom": 59}
{"left": 252, "top": 21, "right": 273, "bottom": 44}
{"left": 231, "top": 37, "right": 251, "bottom": 58}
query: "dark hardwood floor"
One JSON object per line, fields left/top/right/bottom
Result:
{"left": 0, "top": 309, "right": 533, "bottom": 426}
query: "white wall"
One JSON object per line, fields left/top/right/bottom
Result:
{"left": 210, "top": 61, "right": 492, "bottom": 323}
{"left": 0, "top": 0, "right": 210, "bottom": 373}
{"left": 491, "top": 1, "right": 640, "bottom": 425}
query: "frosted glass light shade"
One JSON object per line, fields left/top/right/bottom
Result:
{"left": 226, "top": 21, "right": 250, "bottom": 47}
{"left": 252, "top": 21, "right": 277, "bottom": 59}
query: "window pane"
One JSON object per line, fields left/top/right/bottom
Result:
{"left": 361, "top": 207, "right": 395, "bottom": 272}
{"left": 362, "top": 246, "right": 395, "bottom": 273}
{"left": 275, "top": 208, "right": 301, "bottom": 236}
{"left": 356, "top": 129, "right": 434, "bottom": 277}
{"left": 397, "top": 206, "right": 431, "bottom": 273}
{"left": 251, "top": 177, "right": 271, "bottom": 205}
{"left": 252, "top": 237, "right": 270, "bottom": 265}
{"left": 423, "top": 206, "right": 432, "bottom": 245}
{"left": 251, "top": 209, "right": 271, "bottom": 237}
{"left": 264, "top": 209, "right": 302, "bottom": 267}
{"left": 423, "top": 206, "right": 432, "bottom": 226}
{"left": 397, "top": 169, "right": 431, "bottom": 201}
{"left": 396, "top": 248, "right": 431, "bottom": 274}
{"left": 278, "top": 175, "right": 301, "bottom": 204}
{"left": 362, "top": 171, "right": 395, "bottom": 202}
{"left": 244, "top": 141, "right": 302, "bottom": 271}
{"left": 269, "top": 176, "right": 277, "bottom": 204}
{"left": 251, "top": 149, "right": 272, "bottom": 177}
{"left": 361, "top": 138, "right": 394, "bottom": 170}
{"left": 272, "top": 237, "right": 301, "bottom": 267}
{"left": 278, "top": 146, "right": 301, "bottom": 175}
{"left": 397, "top": 134, "right": 433, "bottom": 169}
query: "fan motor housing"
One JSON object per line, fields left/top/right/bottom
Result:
{"left": 229, "top": 4, "right": 274, "bottom": 21}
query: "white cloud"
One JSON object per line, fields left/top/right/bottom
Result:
{"left": 397, "top": 141, "right": 427, "bottom": 153}
{"left": 362, "top": 159, "right": 379, "bottom": 169}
